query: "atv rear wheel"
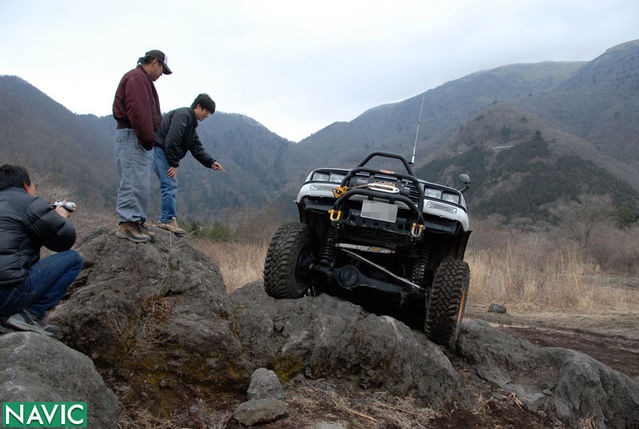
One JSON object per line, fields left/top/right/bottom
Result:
{"left": 264, "top": 222, "right": 315, "bottom": 299}
{"left": 424, "top": 260, "right": 470, "bottom": 348}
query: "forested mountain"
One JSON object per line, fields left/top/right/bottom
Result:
{"left": 521, "top": 40, "right": 639, "bottom": 166}
{"left": 414, "top": 105, "right": 639, "bottom": 223}
{"left": 1, "top": 39, "right": 638, "bottom": 224}
{"left": 276, "top": 40, "right": 639, "bottom": 222}
{"left": 283, "top": 60, "right": 585, "bottom": 182}
{"left": 0, "top": 76, "right": 292, "bottom": 220}
{"left": 0, "top": 76, "right": 116, "bottom": 206}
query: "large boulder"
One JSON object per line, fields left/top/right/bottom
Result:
{"left": 46, "top": 228, "right": 639, "bottom": 427}
{"left": 231, "top": 281, "right": 470, "bottom": 409}
{"left": 50, "top": 228, "right": 470, "bottom": 411}
{"left": 0, "top": 332, "right": 119, "bottom": 428}
{"left": 49, "top": 227, "right": 252, "bottom": 413}
{"left": 458, "top": 320, "right": 639, "bottom": 429}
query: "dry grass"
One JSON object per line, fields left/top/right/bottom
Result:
{"left": 281, "top": 378, "right": 440, "bottom": 428}
{"left": 466, "top": 220, "right": 639, "bottom": 312}
{"left": 191, "top": 240, "right": 268, "bottom": 293}
{"left": 117, "top": 401, "right": 232, "bottom": 429}
{"left": 467, "top": 243, "right": 639, "bottom": 312}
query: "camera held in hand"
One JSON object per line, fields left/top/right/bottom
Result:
{"left": 54, "top": 201, "right": 77, "bottom": 212}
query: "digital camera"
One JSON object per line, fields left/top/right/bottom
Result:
{"left": 54, "top": 201, "right": 77, "bottom": 212}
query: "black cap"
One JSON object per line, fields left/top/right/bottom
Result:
{"left": 193, "top": 93, "right": 216, "bottom": 113}
{"left": 144, "top": 49, "right": 172, "bottom": 74}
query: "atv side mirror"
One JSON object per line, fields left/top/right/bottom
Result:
{"left": 458, "top": 173, "right": 471, "bottom": 193}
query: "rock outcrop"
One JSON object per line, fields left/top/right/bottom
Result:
{"left": 49, "top": 227, "right": 251, "bottom": 413}
{"left": 458, "top": 320, "right": 639, "bottom": 429}
{"left": 0, "top": 332, "right": 119, "bottom": 428}
{"left": 48, "top": 228, "right": 469, "bottom": 411}
{"left": 231, "top": 281, "right": 470, "bottom": 409}
{"left": 42, "top": 228, "right": 639, "bottom": 427}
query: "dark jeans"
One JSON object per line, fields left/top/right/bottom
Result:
{"left": 152, "top": 146, "right": 178, "bottom": 223}
{"left": 0, "top": 250, "right": 83, "bottom": 320}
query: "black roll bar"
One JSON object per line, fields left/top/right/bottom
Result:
{"left": 357, "top": 152, "right": 415, "bottom": 176}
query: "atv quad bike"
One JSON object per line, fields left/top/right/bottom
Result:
{"left": 264, "top": 152, "right": 471, "bottom": 348}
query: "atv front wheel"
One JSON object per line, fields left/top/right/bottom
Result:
{"left": 424, "top": 260, "right": 470, "bottom": 348}
{"left": 264, "top": 222, "right": 315, "bottom": 299}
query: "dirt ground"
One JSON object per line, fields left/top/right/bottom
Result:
{"left": 117, "top": 306, "right": 639, "bottom": 428}
{"left": 465, "top": 304, "right": 639, "bottom": 379}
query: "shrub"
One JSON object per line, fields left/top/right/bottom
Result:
{"left": 189, "top": 221, "right": 233, "bottom": 242}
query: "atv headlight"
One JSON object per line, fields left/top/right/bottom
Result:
{"left": 442, "top": 193, "right": 460, "bottom": 205}
{"left": 329, "top": 173, "right": 346, "bottom": 183}
{"left": 309, "top": 184, "right": 337, "bottom": 192}
{"left": 423, "top": 187, "right": 442, "bottom": 199}
{"left": 313, "top": 172, "right": 330, "bottom": 182}
{"left": 426, "top": 201, "right": 458, "bottom": 214}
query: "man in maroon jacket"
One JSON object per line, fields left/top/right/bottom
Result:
{"left": 113, "top": 49, "right": 172, "bottom": 243}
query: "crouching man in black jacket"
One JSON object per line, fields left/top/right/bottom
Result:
{"left": 152, "top": 93, "right": 225, "bottom": 236}
{"left": 0, "top": 165, "right": 83, "bottom": 336}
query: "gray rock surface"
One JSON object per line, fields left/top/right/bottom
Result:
{"left": 50, "top": 228, "right": 468, "bottom": 412}
{"left": 50, "top": 228, "right": 470, "bottom": 410}
{"left": 247, "top": 368, "right": 284, "bottom": 400}
{"left": 42, "top": 228, "right": 639, "bottom": 427}
{"left": 488, "top": 303, "right": 507, "bottom": 313}
{"left": 233, "top": 398, "right": 287, "bottom": 426}
{"left": 0, "top": 332, "right": 119, "bottom": 428}
{"left": 231, "top": 281, "right": 470, "bottom": 409}
{"left": 458, "top": 320, "right": 639, "bottom": 429}
{"left": 49, "top": 227, "right": 251, "bottom": 408}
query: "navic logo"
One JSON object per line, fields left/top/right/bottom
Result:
{"left": 2, "top": 402, "right": 87, "bottom": 427}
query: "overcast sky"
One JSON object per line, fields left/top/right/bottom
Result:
{"left": 1, "top": 1, "right": 638, "bottom": 142}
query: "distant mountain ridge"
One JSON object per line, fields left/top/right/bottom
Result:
{"left": 1, "top": 39, "right": 638, "bottom": 224}
{"left": 0, "top": 75, "right": 292, "bottom": 220}
{"left": 0, "top": 76, "right": 116, "bottom": 206}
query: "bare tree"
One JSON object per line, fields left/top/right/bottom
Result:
{"left": 548, "top": 193, "right": 615, "bottom": 247}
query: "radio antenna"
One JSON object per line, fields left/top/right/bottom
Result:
{"left": 409, "top": 84, "right": 427, "bottom": 167}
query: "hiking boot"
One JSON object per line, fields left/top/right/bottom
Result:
{"left": 138, "top": 222, "right": 156, "bottom": 240}
{"left": 5, "top": 310, "right": 60, "bottom": 337}
{"left": 156, "top": 217, "right": 186, "bottom": 237}
{"left": 116, "top": 222, "right": 151, "bottom": 243}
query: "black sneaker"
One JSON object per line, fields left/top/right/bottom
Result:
{"left": 5, "top": 310, "right": 60, "bottom": 337}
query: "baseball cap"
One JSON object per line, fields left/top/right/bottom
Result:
{"left": 144, "top": 50, "right": 172, "bottom": 75}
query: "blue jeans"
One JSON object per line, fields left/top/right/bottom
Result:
{"left": 152, "top": 146, "right": 178, "bottom": 223}
{"left": 114, "top": 129, "right": 152, "bottom": 224}
{"left": 0, "top": 250, "right": 83, "bottom": 320}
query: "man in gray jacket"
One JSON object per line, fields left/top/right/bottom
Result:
{"left": 153, "top": 93, "right": 225, "bottom": 236}
{"left": 0, "top": 165, "right": 82, "bottom": 336}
